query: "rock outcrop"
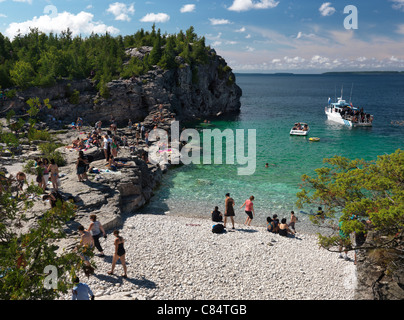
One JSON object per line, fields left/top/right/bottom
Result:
{"left": 0, "top": 48, "right": 242, "bottom": 128}
{"left": 354, "top": 232, "right": 404, "bottom": 300}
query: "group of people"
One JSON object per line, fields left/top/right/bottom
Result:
{"left": 339, "top": 107, "right": 373, "bottom": 124}
{"left": 292, "top": 123, "right": 309, "bottom": 131}
{"left": 211, "top": 193, "right": 297, "bottom": 237}
{"left": 76, "top": 214, "right": 127, "bottom": 278}
{"left": 266, "top": 212, "right": 296, "bottom": 237}
{"left": 34, "top": 157, "right": 59, "bottom": 192}
{"left": 72, "top": 214, "right": 127, "bottom": 300}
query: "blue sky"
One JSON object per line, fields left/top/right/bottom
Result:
{"left": 0, "top": 0, "right": 404, "bottom": 73}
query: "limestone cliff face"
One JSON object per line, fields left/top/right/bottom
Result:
{"left": 1, "top": 48, "right": 242, "bottom": 126}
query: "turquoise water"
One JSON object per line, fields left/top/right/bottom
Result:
{"left": 140, "top": 74, "right": 404, "bottom": 227}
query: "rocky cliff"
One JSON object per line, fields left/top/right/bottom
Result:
{"left": 1, "top": 47, "right": 242, "bottom": 127}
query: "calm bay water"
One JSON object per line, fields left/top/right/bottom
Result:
{"left": 139, "top": 74, "right": 404, "bottom": 227}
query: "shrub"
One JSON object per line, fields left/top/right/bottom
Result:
{"left": 28, "top": 129, "right": 52, "bottom": 141}
{"left": 38, "top": 142, "right": 66, "bottom": 166}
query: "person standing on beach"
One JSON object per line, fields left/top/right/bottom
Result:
{"left": 288, "top": 211, "right": 297, "bottom": 233}
{"left": 77, "top": 225, "right": 94, "bottom": 268}
{"left": 35, "top": 160, "right": 45, "bottom": 190}
{"left": 76, "top": 151, "right": 88, "bottom": 182}
{"left": 42, "top": 158, "right": 50, "bottom": 190}
{"left": 241, "top": 196, "right": 255, "bottom": 226}
{"left": 48, "top": 159, "right": 59, "bottom": 191}
{"left": 87, "top": 215, "right": 106, "bottom": 257}
{"left": 108, "top": 230, "right": 127, "bottom": 278}
{"left": 103, "top": 135, "right": 112, "bottom": 162}
{"left": 224, "top": 193, "right": 235, "bottom": 229}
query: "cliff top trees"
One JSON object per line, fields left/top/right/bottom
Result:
{"left": 0, "top": 25, "right": 211, "bottom": 91}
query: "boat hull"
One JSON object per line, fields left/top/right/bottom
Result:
{"left": 325, "top": 108, "right": 372, "bottom": 127}
{"left": 290, "top": 130, "right": 309, "bottom": 136}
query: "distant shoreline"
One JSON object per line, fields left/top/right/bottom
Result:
{"left": 235, "top": 71, "right": 404, "bottom": 76}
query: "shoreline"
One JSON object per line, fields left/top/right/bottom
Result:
{"left": 1, "top": 124, "right": 357, "bottom": 300}
{"left": 62, "top": 213, "right": 357, "bottom": 300}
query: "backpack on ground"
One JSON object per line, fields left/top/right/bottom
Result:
{"left": 212, "top": 224, "right": 224, "bottom": 234}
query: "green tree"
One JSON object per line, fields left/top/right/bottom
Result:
{"left": 296, "top": 150, "right": 404, "bottom": 273}
{"left": 158, "top": 36, "right": 177, "bottom": 70}
{"left": 10, "top": 61, "right": 36, "bottom": 89}
{"left": 148, "top": 34, "right": 163, "bottom": 66}
{"left": 0, "top": 178, "right": 89, "bottom": 299}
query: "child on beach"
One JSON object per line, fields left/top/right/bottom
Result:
{"left": 288, "top": 211, "right": 297, "bottom": 233}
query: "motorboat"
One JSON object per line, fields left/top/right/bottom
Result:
{"left": 290, "top": 122, "right": 310, "bottom": 136}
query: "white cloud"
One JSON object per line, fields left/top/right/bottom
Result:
{"left": 5, "top": 11, "right": 119, "bottom": 39}
{"left": 140, "top": 13, "right": 170, "bottom": 23}
{"left": 180, "top": 4, "right": 195, "bottom": 13}
{"left": 13, "top": 0, "right": 33, "bottom": 4}
{"left": 209, "top": 18, "right": 232, "bottom": 25}
{"left": 228, "top": 0, "right": 279, "bottom": 12}
{"left": 319, "top": 2, "right": 336, "bottom": 16}
{"left": 0, "top": 13, "right": 7, "bottom": 18}
{"left": 107, "top": 2, "right": 135, "bottom": 22}
{"left": 296, "top": 31, "right": 316, "bottom": 40}
{"left": 396, "top": 24, "right": 404, "bottom": 35}
{"left": 235, "top": 27, "right": 246, "bottom": 32}
{"left": 391, "top": 0, "right": 404, "bottom": 11}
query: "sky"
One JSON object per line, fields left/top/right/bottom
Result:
{"left": 0, "top": 0, "right": 404, "bottom": 73}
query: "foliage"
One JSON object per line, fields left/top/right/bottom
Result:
{"left": 28, "top": 129, "right": 51, "bottom": 141}
{"left": 0, "top": 179, "right": 88, "bottom": 300}
{"left": 26, "top": 97, "right": 52, "bottom": 119}
{"left": 68, "top": 90, "right": 80, "bottom": 105}
{"left": 0, "top": 132, "right": 19, "bottom": 147}
{"left": 23, "top": 160, "right": 36, "bottom": 175}
{"left": 9, "top": 61, "right": 36, "bottom": 89}
{"left": 38, "top": 142, "right": 66, "bottom": 166}
{"left": 0, "top": 25, "right": 212, "bottom": 93}
{"left": 296, "top": 150, "right": 404, "bottom": 272}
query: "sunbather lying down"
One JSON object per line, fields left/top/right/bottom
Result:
{"left": 106, "top": 156, "right": 133, "bottom": 171}
{"left": 66, "top": 137, "right": 86, "bottom": 150}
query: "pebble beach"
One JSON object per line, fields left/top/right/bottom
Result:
{"left": 62, "top": 213, "right": 357, "bottom": 300}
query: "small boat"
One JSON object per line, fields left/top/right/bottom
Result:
{"left": 309, "top": 137, "right": 320, "bottom": 142}
{"left": 290, "top": 122, "right": 310, "bottom": 136}
{"left": 325, "top": 87, "right": 373, "bottom": 127}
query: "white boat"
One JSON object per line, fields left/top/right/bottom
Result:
{"left": 290, "top": 123, "right": 310, "bottom": 136}
{"left": 325, "top": 96, "right": 373, "bottom": 127}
